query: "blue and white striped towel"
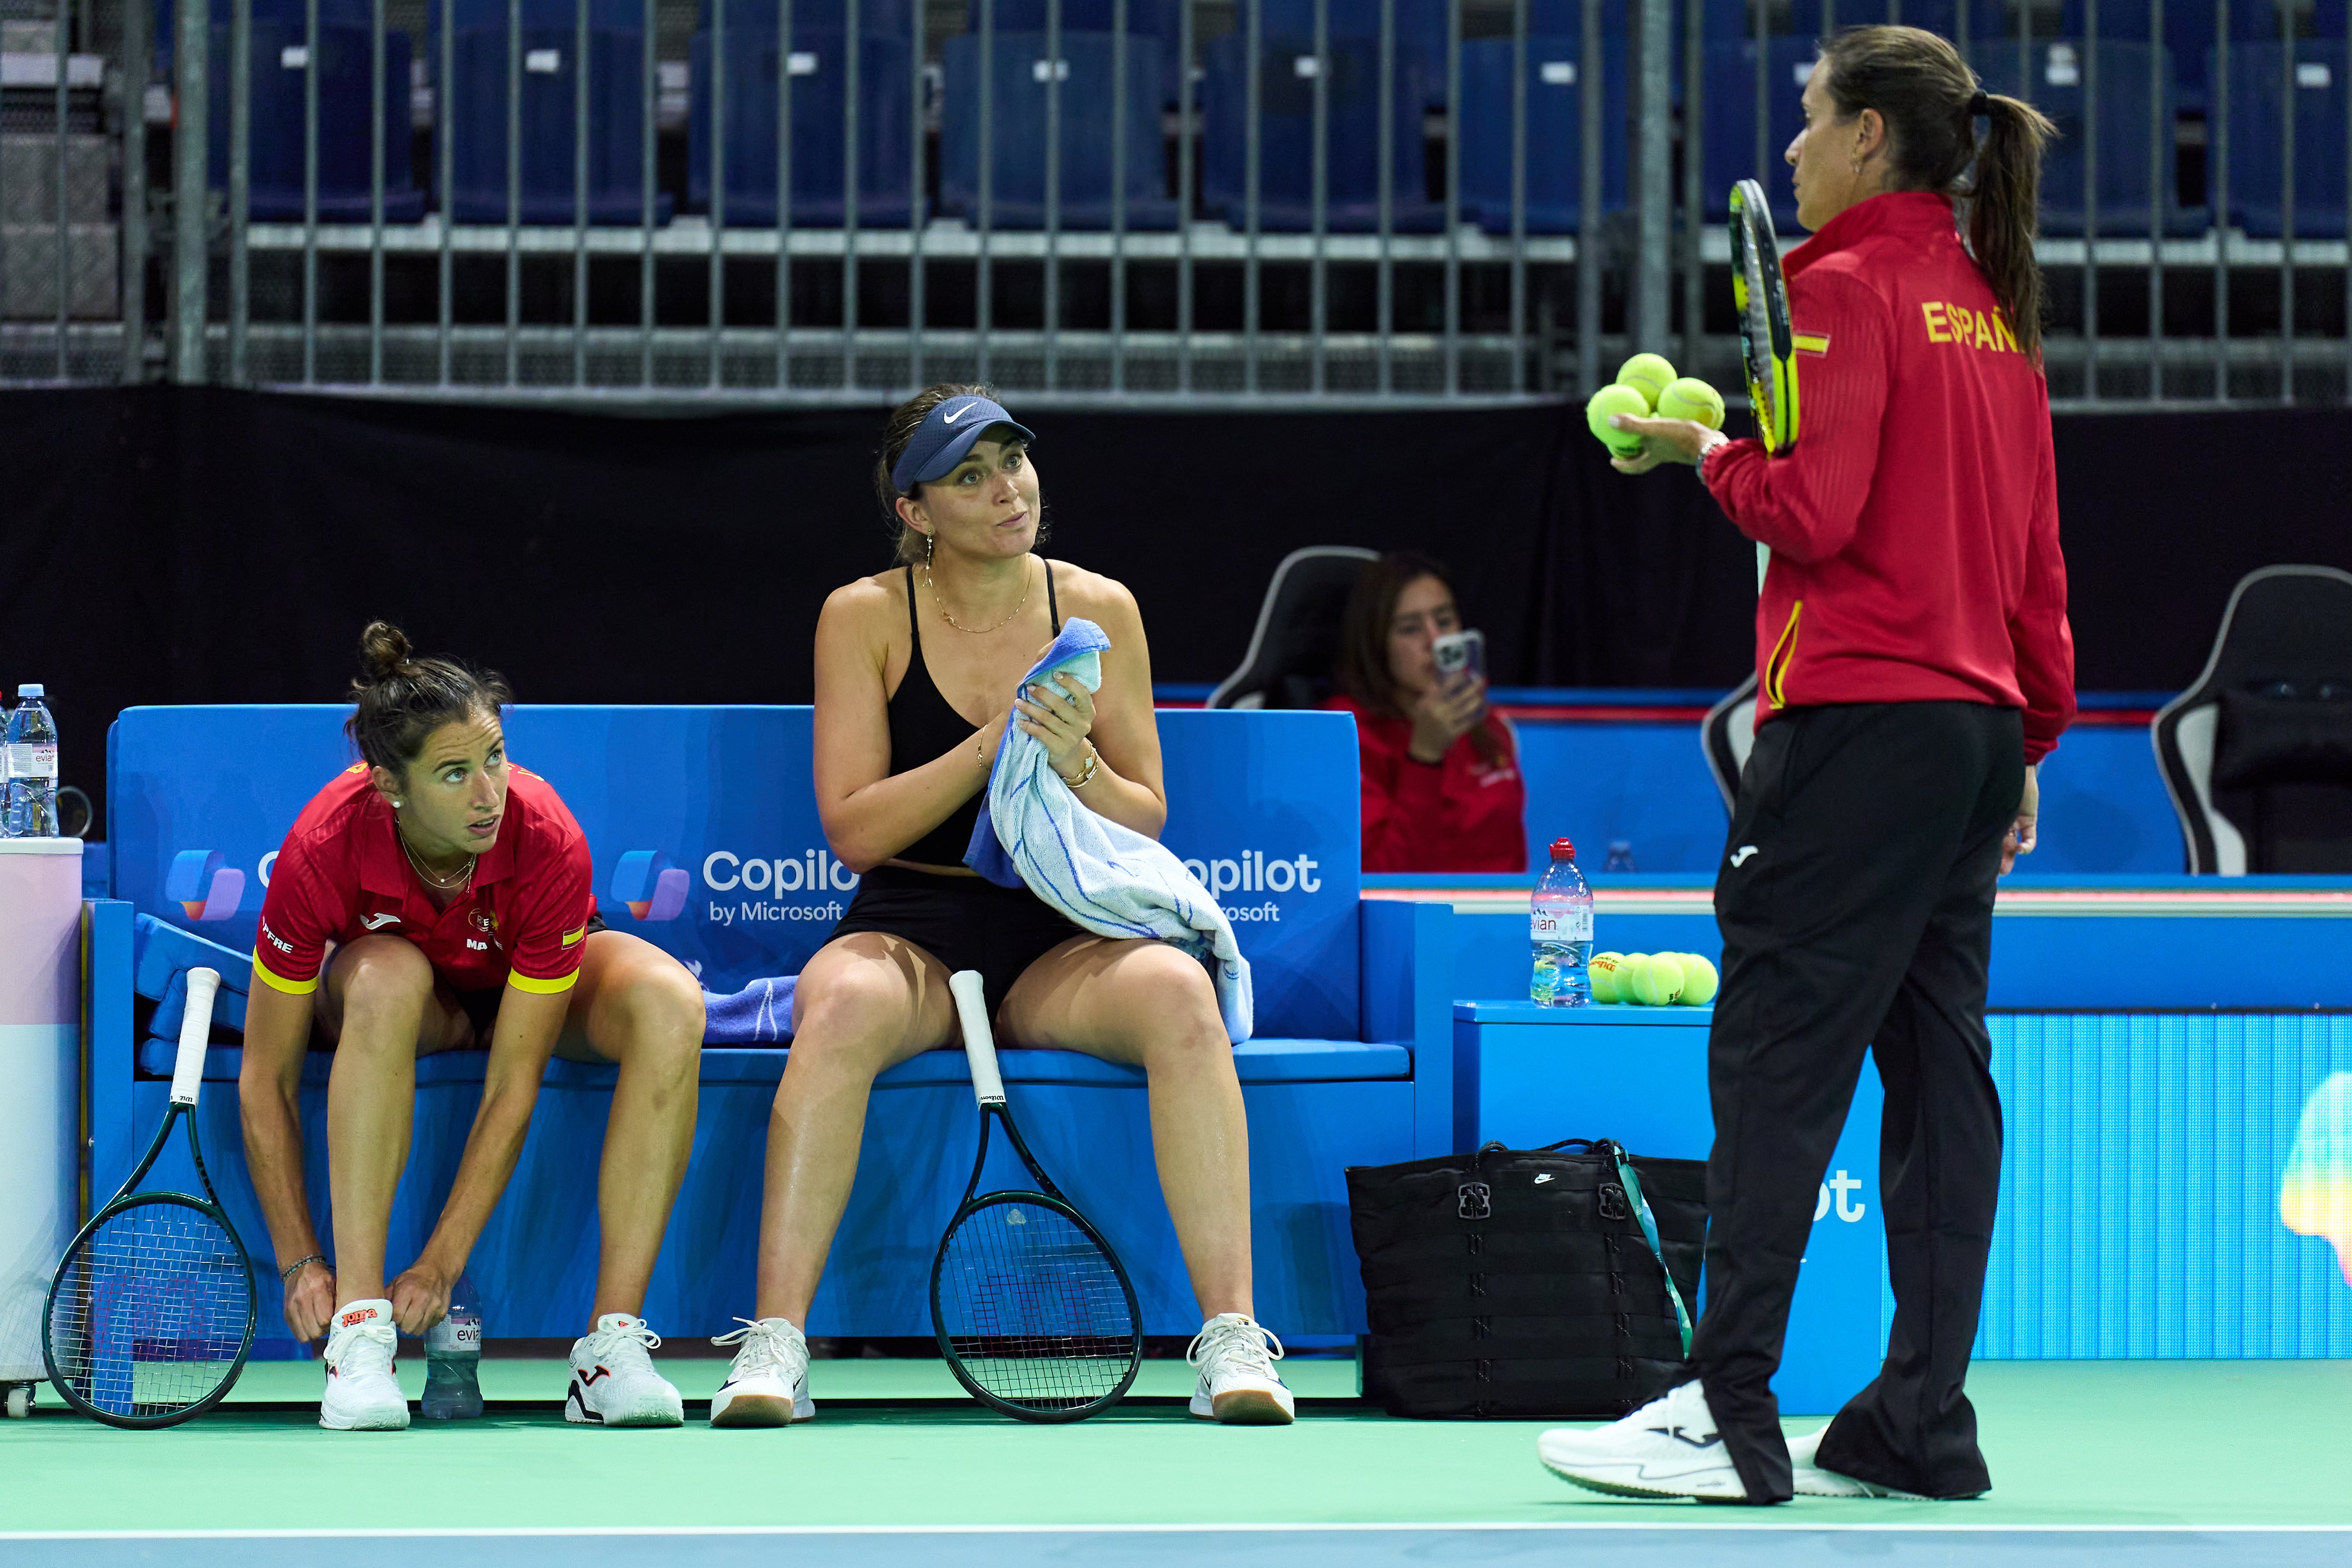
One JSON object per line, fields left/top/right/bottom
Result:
{"left": 965, "top": 618, "right": 1253, "bottom": 1043}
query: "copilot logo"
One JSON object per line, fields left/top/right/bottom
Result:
{"left": 609, "top": 851, "right": 690, "bottom": 922}
{"left": 166, "top": 850, "right": 246, "bottom": 922}
{"left": 700, "top": 849, "right": 860, "bottom": 926}
{"left": 1177, "top": 848, "right": 1323, "bottom": 924}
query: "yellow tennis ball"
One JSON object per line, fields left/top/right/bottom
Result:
{"left": 1589, "top": 952, "right": 1625, "bottom": 1003}
{"left": 1613, "top": 953, "right": 1651, "bottom": 1003}
{"left": 1677, "top": 953, "right": 1720, "bottom": 1005}
{"left": 1636, "top": 952, "right": 1687, "bottom": 1007}
{"left": 1616, "top": 353, "right": 1678, "bottom": 411}
{"left": 1586, "top": 383, "right": 1650, "bottom": 457}
{"left": 1656, "top": 377, "right": 1726, "bottom": 430}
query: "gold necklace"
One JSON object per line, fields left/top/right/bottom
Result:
{"left": 397, "top": 824, "right": 476, "bottom": 891}
{"left": 923, "top": 555, "right": 1032, "bottom": 635}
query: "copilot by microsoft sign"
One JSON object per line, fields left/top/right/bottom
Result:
{"left": 699, "top": 849, "right": 859, "bottom": 926}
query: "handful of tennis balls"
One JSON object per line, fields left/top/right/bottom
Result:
{"left": 1588, "top": 951, "right": 1720, "bottom": 1006}
{"left": 1584, "top": 353, "right": 1726, "bottom": 461}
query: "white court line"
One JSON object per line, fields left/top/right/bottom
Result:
{"left": 7, "top": 1524, "right": 2350, "bottom": 1541}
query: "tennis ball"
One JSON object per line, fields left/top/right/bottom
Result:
{"left": 1616, "top": 353, "right": 1678, "bottom": 411}
{"left": 1656, "top": 377, "right": 1726, "bottom": 431}
{"left": 1586, "top": 383, "right": 1650, "bottom": 457}
{"left": 1613, "top": 953, "right": 1651, "bottom": 1003}
{"left": 1677, "top": 953, "right": 1720, "bottom": 1006}
{"left": 1589, "top": 952, "right": 1625, "bottom": 1003}
{"left": 1636, "top": 952, "right": 1687, "bottom": 1007}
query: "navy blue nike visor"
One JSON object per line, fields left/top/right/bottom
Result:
{"left": 890, "top": 395, "right": 1036, "bottom": 492}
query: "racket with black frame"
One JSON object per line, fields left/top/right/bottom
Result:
{"left": 44, "top": 967, "right": 258, "bottom": 1428}
{"left": 928, "top": 969, "right": 1143, "bottom": 1422}
{"left": 1730, "top": 177, "right": 1798, "bottom": 456}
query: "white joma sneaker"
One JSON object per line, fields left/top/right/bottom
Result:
{"left": 708, "top": 1317, "right": 814, "bottom": 1428}
{"left": 565, "top": 1314, "right": 685, "bottom": 1427}
{"left": 320, "top": 1298, "right": 409, "bottom": 1431}
{"left": 1186, "top": 1313, "right": 1295, "bottom": 1425}
{"left": 1537, "top": 1380, "right": 1748, "bottom": 1501}
{"left": 1787, "top": 1424, "right": 1926, "bottom": 1499}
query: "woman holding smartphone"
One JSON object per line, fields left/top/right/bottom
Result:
{"left": 1325, "top": 552, "right": 1526, "bottom": 873}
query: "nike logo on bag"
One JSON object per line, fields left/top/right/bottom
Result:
{"left": 1730, "top": 846, "right": 1759, "bottom": 867}
{"left": 361, "top": 913, "right": 402, "bottom": 930}
{"left": 943, "top": 401, "right": 977, "bottom": 424}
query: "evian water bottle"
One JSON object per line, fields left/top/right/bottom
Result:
{"left": 421, "top": 1273, "right": 484, "bottom": 1419}
{"left": 1529, "top": 837, "right": 1594, "bottom": 1007}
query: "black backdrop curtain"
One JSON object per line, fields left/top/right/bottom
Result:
{"left": 5, "top": 387, "right": 2349, "bottom": 825}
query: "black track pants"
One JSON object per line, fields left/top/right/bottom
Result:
{"left": 1691, "top": 701, "right": 2023, "bottom": 1504}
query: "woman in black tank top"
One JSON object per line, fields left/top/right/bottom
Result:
{"left": 706, "top": 387, "right": 1294, "bottom": 1431}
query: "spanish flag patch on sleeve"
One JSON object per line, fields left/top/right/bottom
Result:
{"left": 1792, "top": 333, "right": 1830, "bottom": 356}
{"left": 560, "top": 924, "right": 587, "bottom": 947}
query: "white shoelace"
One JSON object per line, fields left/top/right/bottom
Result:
{"left": 711, "top": 1318, "right": 805, "bottom": 1385}
{"left": 586, "top": 1317, "right": 663, "bottom": 1372}
{"left": 1185, "top": 1313, "right": 1285, "bottom": 1383}
{"left": 330, "top": 1321, "right": 397, "bottom": 1376}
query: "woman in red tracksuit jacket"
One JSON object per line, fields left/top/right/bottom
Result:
{"left": 1536, "top": 26, "right": 2075, "bottom": 1508}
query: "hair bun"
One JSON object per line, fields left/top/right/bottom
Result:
{"left": 357, "top": 620, "right": 416, "bottom": 682}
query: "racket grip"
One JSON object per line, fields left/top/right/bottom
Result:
{"left": 172, "top": 967, "right": 222, "bottom": 1107}
{"left": 947, "top": 970, "right": 1006, "bottom": 1106}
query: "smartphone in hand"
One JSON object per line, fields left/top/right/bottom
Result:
{"left": 1432, "top": 629, "right": 1486, "bottom": 689}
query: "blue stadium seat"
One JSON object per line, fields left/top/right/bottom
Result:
{"left": 686, "top": 24, "right": 917, "bottom": 226}
{"left": 1700, "top": 35, "right": 1814, "bottom": 227}
{"left": 2058, "top": 0, "right": 2341, "bottom": 108}
{"left": 445, "top": 0, "right": 669, "bottom": 223}
{"left": 1200, "top": 31, "right": 1440, "bottom": 231}
{"left": 1975, "top": 41, "right": 2203, "bottom": 236}
{"left": 2219, "top": 40, "right": 2350, "bottom": 238}
{"left": 938, "top": 31, "right": 1177, "bottom": 229}
{"left": 1456, "top": 34, "right": 1628, "bottom": 234}
{"left": 204, "top": 18, "right": 424, "bottom": 221}
{"left": 966, "top": 0, "right": 1185, "bottom": 105}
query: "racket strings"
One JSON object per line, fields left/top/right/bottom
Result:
{"left": 938, "top": 1197, "right": 1137, "bottom": 1413}
{"left": 48, "top": 1200, "right": 250, "bottom": 1419}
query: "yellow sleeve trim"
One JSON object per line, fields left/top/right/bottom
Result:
{"left": 559, "top": 924, "right": 587, "bottom": 947}
{"left": 507, "top": 968, "right": 581, "bottom": 996}
{"left": 252, "top": 955, "right": 320, "bottom": 995}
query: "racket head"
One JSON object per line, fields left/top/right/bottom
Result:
{"left": 929, "top": 1190, "right": 1144, "bottom": 1423}
{"left": 43, "top": 1191, "right": 258, "bottom": 1429}
{"left": 1729, "top": 178, "right": 1799, "bottom": 455}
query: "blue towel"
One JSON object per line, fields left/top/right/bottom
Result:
{"left": 965, "top": 618, "right": 1254, "bottom": 1043}
{"left": 704, "top": 975, "right": 795, "bottom": 1043}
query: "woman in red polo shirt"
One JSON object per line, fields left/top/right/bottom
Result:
{"left": 1324, "top": 552, "right": 1526, "bottom": 873}
{"left": 237, "top": 622, "right": 705, "bottom": 1433}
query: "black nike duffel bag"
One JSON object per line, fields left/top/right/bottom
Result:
{"left": 1345, "top": 1138, "right": 1705, "bottom": 1419}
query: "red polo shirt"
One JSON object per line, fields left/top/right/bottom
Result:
{"left": 1700, "top": 190, "right": 2076, "bottom": 763}
{"left": 1325, "top": 696, "right": 1529, "bottom": 873}
{"left": 252, "top": 763, "right": 596, "bottom": 998}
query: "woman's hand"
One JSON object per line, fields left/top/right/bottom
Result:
{"left": 1015, "top": 669, "right": 1098, "bottom": 781}
{"left": 390, "top": 1259, "right": 456, "bottom": 1336}
{"left": 2000, "top": 764, "right": 2040, "bottom": 876}
{"left": 1605, "top": 414, "right": 1725, "bottom": 475}
{"left": 1407, "top": 673, "right": 1487, "bottom": 764}
{"left": 282, "top": 1258, "right": 337, "bottom": 1342}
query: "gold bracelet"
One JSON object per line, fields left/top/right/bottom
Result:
{"left": 1060, "top": 742, "right": 1102, "bottom": 789}
{"left": 976, "top": 732, "right": 992, "bottom": 768}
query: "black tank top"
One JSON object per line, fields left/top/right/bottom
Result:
{"left": 887, "top": 558, "right": 1060, "bottom": 868}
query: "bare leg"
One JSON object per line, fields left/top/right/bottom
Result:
{"left": 1000, "top": 938, "right": 1253, "bottom": 1320}
{"left": 753, "top": 934, "right": 954, "bottom": 1326}
{"left": 557, "top": 931, "right": 706, "bottom": 1328}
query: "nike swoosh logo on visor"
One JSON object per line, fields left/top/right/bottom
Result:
{"left": 943, "top": 402, "right": 977, "bottom": 424}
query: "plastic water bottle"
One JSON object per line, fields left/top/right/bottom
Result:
{"left": 421, "top": 1274, "right": 484, "bottom": 1419}
{"left": 1530, "top": 837, "right": 1594, "bottom": 1007}
{"left": 3, "top": 685, "right": 58, "bottom": 839}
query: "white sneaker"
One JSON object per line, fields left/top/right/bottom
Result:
{"left": 1787, "top": 1424, "right": 1926, "bottom": 1499}
{"left": 1186, "top": 1313, "right": 1295, "bottom": 1425}
{"left": 1537, "top": 1380, "right": 1748, "bottom": 1501}
{"left": 320, "top": 1299, "right": 409, "bottom": 1431}
{"left": 708, "top": 1317, "right": 814, "bottom": 1428}
{"left": 565, "top": 1314, "right": 684, "bottom": 1427}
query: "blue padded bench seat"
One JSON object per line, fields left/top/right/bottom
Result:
{"left": 137, "top": 1036, "right": 1412, "bottom": 1089}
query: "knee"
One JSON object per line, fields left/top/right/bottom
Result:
{"left": 786, "top": 965, "right": 917, "bottom": 1073}
{"left": 610, "top": 962, "right": 706, "bottom": 1075}
{"left": 336, "top": 937, "right": 436, "bottom": 1022}
{"left": 1117, "top": 947, "right": 1226, "bottom": 1057}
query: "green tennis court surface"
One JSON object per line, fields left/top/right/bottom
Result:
{"left": 6, "top": 1361, "right": 2347, "bottom": 1566}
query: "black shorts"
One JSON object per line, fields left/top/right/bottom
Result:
{"left": 828, "top": 864, "right": 1085, "bottom": 1021}
{"left": 445, "top": 910, "right": 608, "bottom": 1042}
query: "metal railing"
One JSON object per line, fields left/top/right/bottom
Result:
{"left": 6, "top": 1, "right": 2352, "bottom": 406}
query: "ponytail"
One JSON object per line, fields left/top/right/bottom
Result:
{"left": 1820, "top": 26, "right": 2058, "bottom": 363}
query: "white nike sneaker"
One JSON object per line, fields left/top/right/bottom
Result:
{"left": 564, "top": 1314, "right": 685, "bottom": 1427}
{"left": 1537, "top": 1380, "right": 1748, "bottom": 1501}
{"left": 1186, "top": 1313, "right": 1295, "bottom": 1425}
{"left": 708, "top": 1317, "right": 814, "bottom": 1428}
{"left": 1787, "top": 1424, "right": 1926, "bottom": 1499}
{"left": 319, "top": 1298, "right": 409, "bottom": 1431}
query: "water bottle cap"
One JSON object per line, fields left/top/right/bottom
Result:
{"left": 1549, "top": 837, "right": 1576, "bottom": 861}
{"left": 17, "top": 684, "right": 42, "bottom": 699}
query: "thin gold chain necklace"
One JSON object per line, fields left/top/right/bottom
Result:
{"left": 923, "top": 553, "right": 1032, "bottom": 635}
{"left": 397, "top": 823, "right": 475, "bottom": 891}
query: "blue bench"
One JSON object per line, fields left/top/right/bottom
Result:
{"left": 95, "top": 704, "right": 1455, "bottom": 1354}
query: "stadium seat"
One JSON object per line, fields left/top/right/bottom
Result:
{"left": 1782, "top": 0, "right": 2007, "bottom": 42}
{"left": 966, "top": 0, "right": 1185, "bottom": 106}
{"left": 1200, "top": 31, "right": 1441, "bottom": 231}
{"left": 2218, "top": 40, "right": 2351, "bottom": 237}
{"left": 1254, "top": 0, "right": 1448, "bottom": 104}
{"left": 1700, "top": 36, "right": 1815, "bottom": 227}
{"left": 2058, "top": 0, "right": 2338, "bottom": 109}
{"left": 1701, "top": 671, "right": 1760, "bottom": 811}
{"left": 444, "top": 0, "right": 670, "bottom": 223}
{"left": 2153, "top": 565, "right": 2352, "bottom": 874}
{"left": 686, "top": 24, "right": 917, "bottom": 227}
{"left": 938, "top": 30, "right": 1177, "bottom": 229}
{"left": 1456, "top": 34, "right": 1629, "bottom": 234}
{"left": 1976, "top": 41, "right": 2203, "bottom": 236}
{"left": 203, "top": 16, "right": 424, "bottom": 221}
{"left": 1206, "top": 546, "right": 1376, "bottom": 711}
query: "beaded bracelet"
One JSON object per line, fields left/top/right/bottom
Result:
{"left": 281, "top": 1254, "right": 328, "bottom": 1282}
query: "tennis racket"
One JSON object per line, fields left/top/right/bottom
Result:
{"left": 1730, "top": 177, "right": 1798, "bottom": 456}
{"left": 929, "top": 969, "right": 1142, "bottom": 1422}
{"left": 44, "top": 967, "right": 258, "bottom": 1428}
